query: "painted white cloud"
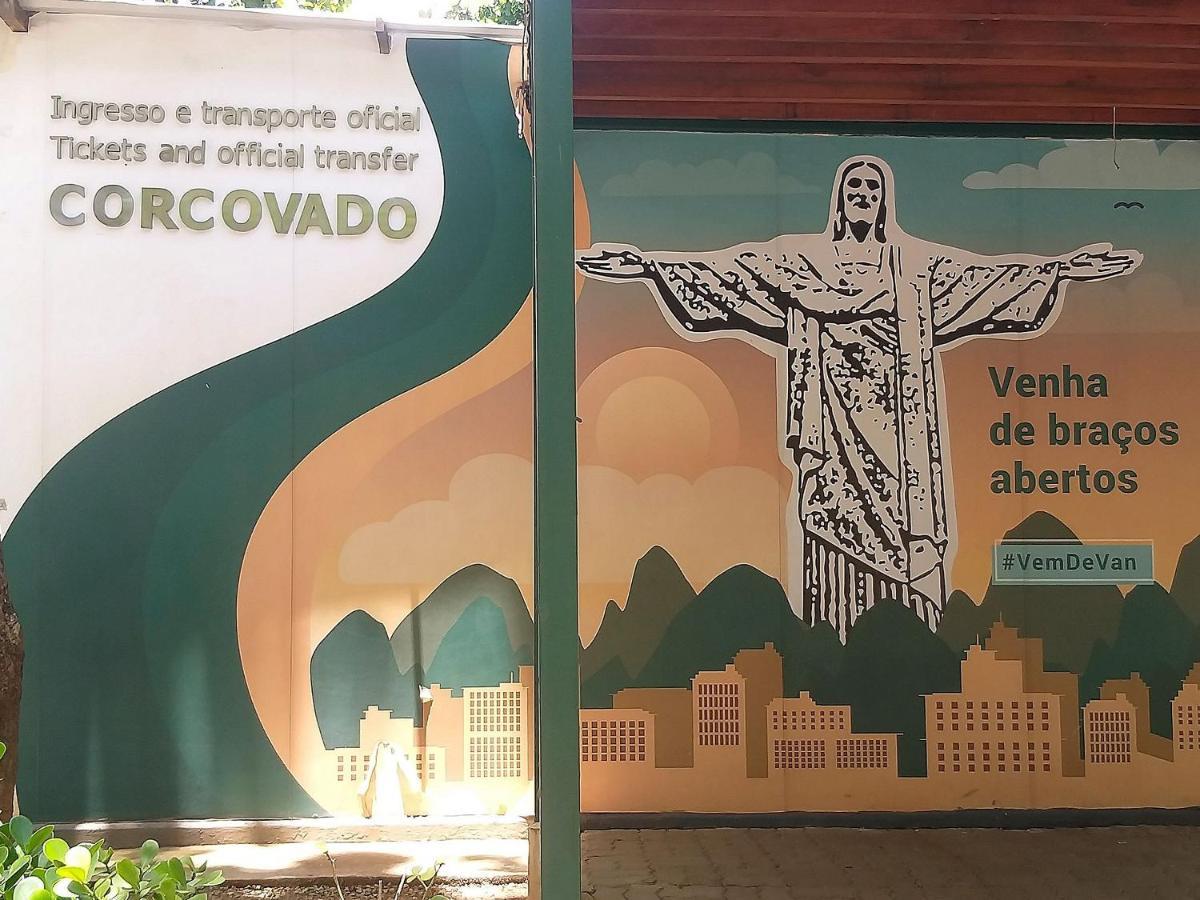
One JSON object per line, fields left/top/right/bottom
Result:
{"left": 964, "top": 140, "right": 1200, "bottom": 190}
{"left": 339, "top": 452, "right": 784, "bottom": 589}
{"left": 602, "top": 151, "right": 817, "bottom": 197}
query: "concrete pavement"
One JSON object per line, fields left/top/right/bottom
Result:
{"left": 580, "top": 825, "right": 1200, "bottom": 899}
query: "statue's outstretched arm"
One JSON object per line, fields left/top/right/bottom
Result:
{"left": 929, "top": 242, "right": 1141, "bottom": 346}
{"left": 577, "top": 243, "right": 788, "bottom": 345}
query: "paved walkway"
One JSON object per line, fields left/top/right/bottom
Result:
{"left": 581, "top": 826, "right": 1200, "bottom": 899}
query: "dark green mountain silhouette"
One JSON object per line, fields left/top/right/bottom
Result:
{"left": 581, "top": 546, "right": 697, "bottom": 687}
{"left": 311, "top": 610, "right": 413, "bottom": 749}
{"left": 312, "top": 565, "right": 533, "bottom": 749}
{"left": 1171, "top": 535, "right": 1200, "bottom": 624}
{"left": 1081, "top": 582, "right": 1200, "bottom": 737}
{"left": 830, "top": 600, "right": 960, "bottom": 777}
{"left": 627, "top": 564, "right": 843, "bottom": 701}
{"left": 581, "top": 656, "right": 632, "bottom": 710}
{"left": 390, "top": 564, "right": 532, "bottom": 679}
{"left": 940, "top": 512, "right": 1124, "bottom": 673}
{"left": 426, "top": 597, "right": 525, "bottom": 689}
{"left": 933, "top": 589, "right": 987, "bottom": 651}
{"left": 583, "top": 556, "right": 954, "bottom": 776}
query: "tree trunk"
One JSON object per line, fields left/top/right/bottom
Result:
{"left": 0, "top": 539, "right": 23, "bottom": 819}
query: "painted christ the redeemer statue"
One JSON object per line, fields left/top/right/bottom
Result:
{"left": 577, "top": 155, "right": 1141, "bottom": 640}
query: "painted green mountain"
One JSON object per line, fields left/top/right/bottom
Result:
{"left": 390, "top": 564, "right": 532, "bottom": 679}
{"left": 937, "top": 511, "right": 1125, "bottom": 673}
{"left": 835, "top": 600, "right": 960, "bottom": 776}
{"left": 312, "top": 565, "right": 532, "bottom": 748}
{"left": 633, "top": 564, "right": 843, "bottom": 700}
{"left": 580, "top": 559, "right": 844, "bottom": 710}
{"left": 310, "top": 611, "right": 412, "bottom": 749}
{"left": 1171, "top": 534, "right": 1200, "bottom": 624}
{"left": 581, "top": 546, "right": 696, "bottom": 690}
{"left": 426, "top": 596, "right": 531, "bottom": 690}
{"left": 1081, "top": 582, "right": 1200, "bottom": 737}
{"left": 579, "top": 549, "right": 958, "bottom": 776}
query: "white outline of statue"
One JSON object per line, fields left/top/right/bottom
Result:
{"left": 578, "top": 155, "right": 1142, "bottom": 641}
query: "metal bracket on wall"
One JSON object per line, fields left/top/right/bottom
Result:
{"left": 0, "top": 0, "right": 31, "bottom": 33}
{"left": 375, "top": 17, "right": 391, "bottom": 55}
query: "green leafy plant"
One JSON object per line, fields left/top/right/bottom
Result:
{"left": 0, "top": 823, "right": 224, "bottom": 900}
{"left": 395, "top": 862, "right": 447, "bottom": 900}
{"left": 445, "top": 0, "right": 525, "bottom": 25}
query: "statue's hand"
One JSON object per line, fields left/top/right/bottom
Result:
{"left": 1061, "top": 243, "right": 1143, "bottom": 282}
{"left": 576, "top": 245, "right": 653, "bottom": 280}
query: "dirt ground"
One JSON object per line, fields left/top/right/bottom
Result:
{"left": 211, "top": 881, "right": 527, "bottom": 900}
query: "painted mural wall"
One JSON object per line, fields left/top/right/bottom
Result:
{"left": 0, "top": 11, "right": 543, "bottom": 822}
{"left": 574, "top": 130, "right": 1200, "bottom": 814}
{"left": 5, "top": 10, "right": 1200, "bottom": 824}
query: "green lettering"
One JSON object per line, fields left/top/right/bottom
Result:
{"left": 295, "top": 194, "right": 333, "bottom": 236}
{"left": 179, "top": 189, "right": 214, "bottom": 231}
{"left": 264, "top": 193, "right": 302, "bottom": 234}
{"left": 222, "top": 189, "right": 261, "bottom": 233}
{"left": 337, "top": 194, "right": 373, "bottom": 236}
{"left": 140, "top": 187, "right": 179, "bottom": 231}
{"left": 377, "top": 197, "right": 416, "bottom": 240}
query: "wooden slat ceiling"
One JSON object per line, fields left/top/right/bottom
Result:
{"left": 572, "top": 0, "right": 1200, "bottom": 125}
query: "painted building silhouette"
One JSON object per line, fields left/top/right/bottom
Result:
{"left": 768, "top": 693, "right": 896, "bottom": 774}
{"left": 321, "top": 665, "right": 534, "bottom": 815}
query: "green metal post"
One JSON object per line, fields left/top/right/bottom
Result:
{"left": 530, "top": 0, "right": 581, "bottom": 896}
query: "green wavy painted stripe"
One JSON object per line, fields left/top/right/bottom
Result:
{"left": 4, "top": 38, "right": 531, "bottom": 821}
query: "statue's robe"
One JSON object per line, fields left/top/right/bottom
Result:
{"left": 639, "top": 235, "right": 1065, "bottom": 638}
{"left": 359, "top": 740, "right": 420, "bottom": 819}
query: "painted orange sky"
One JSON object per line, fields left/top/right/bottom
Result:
{"left": 234, "top": 153, "right": 1200, "bottom": 798}
{"left": 242, "top": 265, "right": 1200, "bottom": 659}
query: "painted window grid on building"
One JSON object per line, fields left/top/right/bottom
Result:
{"left": 697, "top": 680, "right": 742, "bottom": 747}
{"left": 835, "top": 737, "right": 890, "bottom": 769}
{"left": 336, "top": 752, "right": 364, "bottom": 783}
{"left": 468, "top": 735, "right": 523, "bottom": 779}
{"left": 770, "top": 708, "right": 848, "bottom": 731}
{"left": 933, "top": 740, "right": 1053, "bottom": 774}
{"left": 580, "top": 718, "right": 649, "bottom": 763}
{"left": 414, "top": 748, "right": 444, "bottom": 782}
{"left": 1173, "top": 687, "right": 1200, "bottom": 753}
{"left": 467, "top": 689, "right": 523, "bottom": 733}
{"left": 772, "top": 738, "right": 825, "bottom": 769}
{"left": 932, "top": 698, "right": 1052, "bottom": 733}
{"left": 1087, "top": 709, "right": 1133, "bottom": 764}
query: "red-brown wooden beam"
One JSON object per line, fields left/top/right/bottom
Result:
{"left": 575, "top": 61, "right": 1200, "bottom": 103}
{"left": 574, "top": 11, "right": 1200, "bottom": 48}
{"left": 574, "top": 38, "right": 1200, "bottom": 69}
{"left": 574, "top": 98, "right": 1200, "bottom": 125}
{"left": 572, "top": 0, "right": 1200, "bottom": 19}
{"left": 571, "top": 0, "right": 1200, "bottom": 124}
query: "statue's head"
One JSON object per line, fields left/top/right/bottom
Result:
{"left": 831, "top": 157, "right": 893, "bottom": 243}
